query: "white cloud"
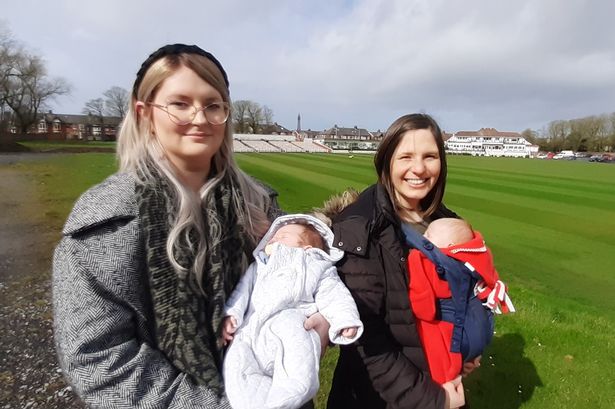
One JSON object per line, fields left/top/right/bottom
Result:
{"left": 3, "top": 0, "right": 614, "bottom": 132}
{"left": 262, "top": 0, "right": 615, "bottom": 131}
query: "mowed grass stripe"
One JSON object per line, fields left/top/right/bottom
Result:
{"left": 451, "top": 160, "right": 614, "bottom": 180}
{"left": 455, "top": 208, "right": 615, "bottom": 317}
{"left": 236, "top": 154, "right": 373, "bottom": 212}
{"left": 450, "top": 155, "right": 615, "bottom": 181}
{"left": 450, "top": 158, "right": 615, "bottom": 192}
{"left": 450, "top": 167, "right": 615, "bottom": 198}
{"left": 237, "top": 163, "right": 334, "bottom": 212}
{"left": 262, "top": 153, "right": 376, "bottom": 176}
{"left": 449, "top": 182, "right": 615, "bottom": 226}
{"left": 447, "top": 163, "right": 615, "bottom": 235}
{"left": 448, "top": 174, "right": 615, "bottom": 212}
{"left": 237, "top": 153, "right": 376, "bottom": 187}
{"left": 445, "top": 189, "right": 614, "bottom": 245}
{"left": 237, "top": 153, "right": 375, "bottom": 186}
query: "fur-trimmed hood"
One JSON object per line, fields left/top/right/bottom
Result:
{"left": 312, "top": 188, "right": 360, "bottom": 227}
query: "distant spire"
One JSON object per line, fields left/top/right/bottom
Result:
{"left": 297, "top": 113, "right": 301, "bottom": 132}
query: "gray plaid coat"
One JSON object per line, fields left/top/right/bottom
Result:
{"left": 53, "top": 173, "right": 233, "bottom": 408}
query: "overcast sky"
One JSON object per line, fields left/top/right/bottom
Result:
{"left": 2, "top": 0, "right": 614, "bottom": 133}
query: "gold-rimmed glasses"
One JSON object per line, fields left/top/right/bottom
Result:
{"left": 148, "top": 101, "right": 230, "bottom": 125}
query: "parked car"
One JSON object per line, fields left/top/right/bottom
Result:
{"left": 589, "top": 154, "right": 614, "bottom": 163}
{"left": 589, "top": 155, "right": 602, "bottom": 162}
{"left": 554, "top": 151, "right": 575, "bottom": 160}
{"left": 575, "top": 152, "right": 591, "bottom": 158}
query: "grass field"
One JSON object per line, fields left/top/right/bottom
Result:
{"left": 6, "top": 151, "right": 615, "bottom": 409}
{"left": 20, "top": 140, "right": 117, "bottom": 150}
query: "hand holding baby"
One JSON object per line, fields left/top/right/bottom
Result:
{"left": 221, "top": 316, "right": 238, "bottom": 346}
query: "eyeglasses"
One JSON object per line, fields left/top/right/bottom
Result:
{"left": 148, "top": 101, "right": 230, "bottom": 126}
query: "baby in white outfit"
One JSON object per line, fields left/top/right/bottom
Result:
{"left": 221, "top": 214, "right": 363, "bottom": 409}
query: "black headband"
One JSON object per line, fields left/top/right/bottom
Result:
{"left": 132, "top": 44, "right": 229, "bottom": 98}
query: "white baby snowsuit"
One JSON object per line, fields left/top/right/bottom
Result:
{"left": 223, "top": 214, "right": 363, "bottom": 409}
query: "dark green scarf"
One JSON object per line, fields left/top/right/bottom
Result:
{"left": 136, "top": 167, "right": 252, "bottom": 397}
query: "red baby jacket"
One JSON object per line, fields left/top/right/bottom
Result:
{"left": 407, "top": 231, "right": 512, "bottom": 384}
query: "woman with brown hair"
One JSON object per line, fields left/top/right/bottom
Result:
{"left": 327, "top": 113, "right": 474, "bottom": 409}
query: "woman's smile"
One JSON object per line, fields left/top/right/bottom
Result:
{"left": 404, "top": 177, "right": 429, "bottom": 186}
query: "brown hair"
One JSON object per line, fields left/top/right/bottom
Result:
{"left": 374, "top": 113, "right": 447, "bottom": 218}
{"left": 300, "top": 224, "right": 327, "bottom": 251}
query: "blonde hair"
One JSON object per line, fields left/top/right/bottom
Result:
{"left": 117, "top": 52, "right": 271, "bottom": 285}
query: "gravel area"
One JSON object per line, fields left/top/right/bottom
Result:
{"left": 0, "top": 152, "right": 65, "bottom": 166}
{"left": 0, "top": 163, "right": 85, "bottom": 408}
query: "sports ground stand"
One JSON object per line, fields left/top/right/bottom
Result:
{"left": 233, "top": 133, "right": 331, "bottom": 153}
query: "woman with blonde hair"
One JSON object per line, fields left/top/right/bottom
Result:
{"left": 53, "top": 44, "right": 326, "bottom": 408}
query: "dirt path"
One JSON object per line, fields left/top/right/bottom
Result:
{"left": 0, "top": 162, "right": 85, "bottom": 408}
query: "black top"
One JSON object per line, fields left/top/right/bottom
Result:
{"left": 327, "top": 183, "right": 457, "bottom": 409}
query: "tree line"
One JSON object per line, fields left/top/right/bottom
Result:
{"left": 521, "top": 113, "right": 615, "bottom": 153}
{"left": 544, "top": 113, "right": 615, "bottom": 152}
{"left": 231, "top": 100, "right": 274, "bottom": 134}
{"left": 0, "top": 24, "right": 71, "bottom": 134}
{"left": 82, "top": 86, "right": 129, "bottom": 124}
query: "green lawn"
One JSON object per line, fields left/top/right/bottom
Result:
{"left": 6, "top": 152, "right": 615, "bottom": 409}
{"left": 19, "top": 140, "right": 117, "bottom": 150}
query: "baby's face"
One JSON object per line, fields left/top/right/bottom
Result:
{"left": 267, "top": 224, "right": 320, "bottom": 249}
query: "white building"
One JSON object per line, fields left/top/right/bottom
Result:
{"left": 445, "top": 128, "right": 539, "bottom": 158}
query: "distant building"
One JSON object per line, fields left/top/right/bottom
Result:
{"left": 317, "top": 125, "right": 377, "bottom": 140}
{"left": 316, "top": 125, "right": 383, "bottom": 151}
{"left": 259, "top": 122, "right": 293, "bottom": 135}
{"left": 445, "top": 127, "right": 539, "bottom": 157}
{"left": 11, "top": 111, "right": 122, "bottom": 141}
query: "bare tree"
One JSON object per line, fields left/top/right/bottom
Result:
{"left": 103, "top": 86, "right": 128, "bottom": 118}
{"left": 520, "top": 128, "right": 537, "bottom": 144}
{"left": 262, "top": 105, "right": 274, "bottom": 126}
{"left": 608, "top": 113, "right": 615, "bottom": 152}
{"left": 83, "top": 98, "right": 105, "bottom": 117}
{"left": 0, "top": 25, "right": 16, "bottom": 136}
{"left": 2, "top": 52, "right": 71, "bottom": 134}
{"left": 546, "top": 120, "right": 570, "bottom": 151}
{"left": 0, "top": 25, "right": 70, "bottom": 134}
{"left": 82, "top": 98, "right": 105, "bottom": 137}
{"left": 246, "top": 102, "right": 263, "bottom": 134}
{"left": 232, "top": 100, "right": 251, "bottom": 133}
{"left": 568, "top": 116, "right": 604, "bottom": 152}
{"left": 231, "top": 100, "right": 275, "bottom": 134}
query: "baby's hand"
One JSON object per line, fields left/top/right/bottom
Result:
{"left": 221, "top": 316, "right": 238, "bottom": 345}
{"left": 264, "top": 243, "right": 275, "bottom": 256}
{"left": 340, "top": 326, "right": 358, "bottom": 339}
